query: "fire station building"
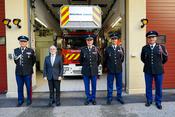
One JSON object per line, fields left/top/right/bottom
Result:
{"left": 0, "top": 0, "right": 175, "bottom": 97}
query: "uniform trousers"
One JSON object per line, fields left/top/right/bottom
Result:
{"left": 144, "top": 73, "right": 163, "bottom": 104}
{"left": 107, "top": 72, "right": 122, "bottom": 101}
{"left": 16, "top": 75, "right": 32, "bottom": 103}
{"left": 83, "top": 75, "right": 97, "bottom": 101}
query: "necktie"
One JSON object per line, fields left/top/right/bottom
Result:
{"left": 21, "top": 48, "right": 24, "bottom": 53}
{"left": 150, "top": 45, "right": 154, "bottom": 50}
{"left": 113, "top": 46, "right": 116, "bottom": 50}
{"left": 88, "top": 47, "right": 91, "bottom": 51}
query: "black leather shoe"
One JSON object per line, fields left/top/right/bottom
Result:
{"left": 84, "top": 100, "right": 89, "bottom": 105}
{"left": 48, "top": 100, "right": 54, "bottom": 107}
{"left": 145, "top": 101, "right": 152, "bottom": 107}
{"left": 56, "top": 102, "right": 61, "bottom": 106}
{"left": 48, "top": 102, "right": 53, "bottom": 107}
{"left": 156, "top": 103, "right": 162, "bottom": 110}
{"left": 106, "top": 100, "right": 111, "bottom": 105}
{"left": 92, "top": 100, "right": 96, "bottom": 105}
{"left": 16, "top": 101, "right": 24, "bottom": 107}
{"left": 117, "top": 98, "right": 124, "bottom": 104}
{"left": 26, "top": 101, "right": 32, "bottom": 106}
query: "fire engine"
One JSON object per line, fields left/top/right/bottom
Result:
{"left": 60, "top": 5, "right": 103, "bottom": 76}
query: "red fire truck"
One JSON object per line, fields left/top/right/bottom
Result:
{"left": 60, "top": 5, "right": 102, "bottom": 76}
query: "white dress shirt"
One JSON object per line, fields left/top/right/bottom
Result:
{"left": 112, "top": 45, "right": 117, "bottom": 50}
{"left": 150, "top": 43, "right": 156, "bottom": 49}
{"left": 50, "top": 54, "right": 56, "bottom": 66}
{"left": 21, "top": 47, "right": 26, "bottom": 53}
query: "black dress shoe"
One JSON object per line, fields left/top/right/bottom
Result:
{"left": 26, "top": 101, "right": 32, "bottom": 106}
{"left": 106, "top": 100, "right": 111, "bottom": 105}
{"left": 145, "top": 102, "right": 152, "bottom": 107}
{"left": 117, "top": 98, "right": 124, "bottom": 104}
{"left": 84, "top": 100, "right": 89, "bottom": 105}
{"left": 16, "top": 101, "right": 24, "bottom": 107}
{"left": 56, "top": 102, "right": 61, "bottom": 106}
{"left": 156, "top": 103, "right": 162, "bottom": 110}
{"left": 92, "top": 100, "right": 96, "bottom": 105}
{"left": 48, "top": 100, "right": 54, "bottom": 107}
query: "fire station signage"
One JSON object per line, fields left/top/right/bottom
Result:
{"left": 60, "top": 5, "right": 101, "bottom": 29}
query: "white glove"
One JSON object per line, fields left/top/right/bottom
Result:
{"left": 58, "top": 76, "right": 62, "bottom": 80}
{"left": 43, "top": 77, "right": 47, "bottom": 80}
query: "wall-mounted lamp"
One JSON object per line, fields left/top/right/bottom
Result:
{"left": 2, "top": 18, "right": 11, "bottom": 28}
{"left": 141, "top": 18, "right": 148, "bottom": 28}
{"left": 13, "top": 18, "right": 21, "bottom": 28}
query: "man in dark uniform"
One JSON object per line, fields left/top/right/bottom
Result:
{"left": 104, "top": 32, "right": 124, "bottom": 105}
{"left": 141, "top": 31, "right": 168, "bottom": 110}
{"left": 13, "top": 36, "right": 36, "bottom": 107}
{"left": 80, "top": 35, "right": 101, "bottom": 105}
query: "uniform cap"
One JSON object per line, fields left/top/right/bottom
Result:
{"left": 85, "top": 35, "right": 95, "bottom": 40}
{"left": 18, "top": 35, "right": 29, "bottom": 42}
{"left": 146, "top": 31, "right": 158, "bottom": 38}
{"left": 109, "top": 32, "right": 121, "bottom": 39}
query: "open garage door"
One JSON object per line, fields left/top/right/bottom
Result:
{"left": 31, "top": 0, "right": 126, "bottom": 92}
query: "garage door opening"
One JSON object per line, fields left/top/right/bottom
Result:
{"left": 32, "top": 0, "right": 126, "bottom": 93}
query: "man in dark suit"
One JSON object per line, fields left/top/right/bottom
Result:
{"left": 104, "top": 32, "right": 124, "bottom": 105}
{"left": 141, "top": 31, "right": 168, "bottom": 110}
{"left": 43, "top": 45, "right": 63, "bottom": 107}
{"left": 80, "top": 35, "right": 101, "bottom": 105}
{"left": 13, "top": 35, "right": 36, "bottom": 107}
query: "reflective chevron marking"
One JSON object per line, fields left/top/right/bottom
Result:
{"left": 73, "top": 54, "right": 80, "bottom": 60}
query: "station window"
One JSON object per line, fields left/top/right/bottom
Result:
{"left": 0, "top": 37, "right": 5, "bottom": 45}
{"left": 156, "top": 35, "right": 166, "bottom": 44}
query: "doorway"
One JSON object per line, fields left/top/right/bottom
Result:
{"left": 31, "top": 0, "right": 126, "bottom": 93}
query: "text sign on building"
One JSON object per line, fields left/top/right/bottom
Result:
{"left": 60, "top": 5, "right": 101, "bottom": 29}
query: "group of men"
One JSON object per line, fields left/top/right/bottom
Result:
{"left": 13, "top": 30, "right": 168, "bottom": 110}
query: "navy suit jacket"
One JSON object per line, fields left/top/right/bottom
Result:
{"left": 43, "top": 54, "right": 63, "bottom": 80}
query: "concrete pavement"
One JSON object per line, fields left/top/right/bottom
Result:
{"left": 0, "top": 91, "right": 175, "bottom": 117}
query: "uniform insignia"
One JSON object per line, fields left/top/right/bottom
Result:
{"left": 26, "top": 52, "right": 32, "bottom": 58}
{"left": 92, "top": 52, "right": 97, "bottom": 54}
{"left": 26, "top": 52, "right": 31, "bottom": 55}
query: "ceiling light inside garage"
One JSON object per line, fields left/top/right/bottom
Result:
{"left": 35, "top": 18, "right": 48, "bottom": 28}
{"left": 111, "top": 17, "right": 122, "bottom": 28}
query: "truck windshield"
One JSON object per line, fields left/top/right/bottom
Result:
{"left": 64, "top": 37, "right": 86, "bottom": 49}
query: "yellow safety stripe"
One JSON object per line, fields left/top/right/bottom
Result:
{"left": 68, "top": 54, "right": 75, "bottom": 60}
{"left": 73, "top": 54, "right": 80, "bottom": 60}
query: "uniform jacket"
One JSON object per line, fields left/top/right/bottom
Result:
{"left": 80, "top": 45, "right": 101, "bottom": 77}
{"left": 14, "top": 47, "right": 36, "bottom": 76}
{"left": 104, "top": 45, "right": 124, "bottom": 73}
{"left": 43, "top": 55, "right": 63, "bottom": 80}
{"left": 141, "top": 43, "right": 168, "bottom": 74}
